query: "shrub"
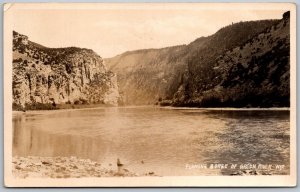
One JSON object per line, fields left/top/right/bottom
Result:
{"left": 200, "top": 95, "right": 222, "bottom": 107}
{"left": 12, "top": 103, "right": 25, "bottom": 111}
{"left": 159, "top": 100, "right": 173, "bottom": 106}
{"left": 74, "top": 100, "right": 80, "bottom": 105}
{"left": 79, "top": 98, "right": 89, "bottom": 104}
{"left": 13, "top": 58, "right": 23, "bottom": 63}
{"left": 24, "top": 102, "right": 57, "bottom": 110}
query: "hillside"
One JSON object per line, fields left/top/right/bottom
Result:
{"left": 174, "top": 11, "right": 290, "bottom": 107}
{"left": 12, "top": 31, "right": 120, "bottom": 110}
{"left": 105, "top": 17, "right": 283, "bottom": 106}
{"left": 105, "top": 45, "right": 188, "bottom": 104}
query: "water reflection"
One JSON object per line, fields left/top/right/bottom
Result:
{"left": 13, "top": 107, "right": 290, "bottom": 176}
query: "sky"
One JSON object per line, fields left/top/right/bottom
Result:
{"left": 11, "top": 4, "right": 286, "bottom": 58}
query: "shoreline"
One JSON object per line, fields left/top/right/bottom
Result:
{"left": 12, "top": 105, "right": 290, "bottom": 114}
{"left": 12, "top": 156, "right": 287, "bottom": 178}
{"left": 12, "top": 156, "right": 157, "bottom": 178}
{"left": 160, "top": 106, "right": 290, "bottom": 111}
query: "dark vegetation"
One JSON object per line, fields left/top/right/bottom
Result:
{"left": 106, "top": 13, "right": 290, "bottom": 108}
{"left": 171, "top": 12, "right": 290, "bottom": 108}
{"left": 12, "top": 102, "right": 114, "bottom": 111}
{"left": 13, "top": 11, "right": 290, "bottom": 109}
{"left": 13, "top": 102, "right": 57, "bottom": 111}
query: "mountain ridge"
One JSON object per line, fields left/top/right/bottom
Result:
{"left": 105, "top": 15, "right": 288, "bottom": 107}
{"left": 174, "top": 11, "right": 290, "bottom": 107}
{"left": 12, "top": 31, "right": 120, "bottom": 110}
{"left": 13, "top": 12, "right": 290, "bottom": 109}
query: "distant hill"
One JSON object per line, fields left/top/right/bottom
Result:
{"left": 105, "top": 45, "right": 187, "bottom": 104}
{"left": 12, "top": 31, "right": 119, "bottom": 110}
{"left": 105, "top": 14, "right": 287, "bottom": 107}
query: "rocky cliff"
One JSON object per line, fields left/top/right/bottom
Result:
{"left": 105, "top": 45, "right": 188, "bottom": 105}
{"left": 105, "top": 15, "right": 286, "bottom": 107}
{"left": 13, "top": 31, "right": 119, "bottom": 110}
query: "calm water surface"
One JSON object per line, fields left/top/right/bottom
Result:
{"left": 13, "top": 107, "right": 290, "bottom": 176}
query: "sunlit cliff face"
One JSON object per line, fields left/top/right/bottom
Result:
{"left": 12, "top": 31, "right": 120, "bottom": 108}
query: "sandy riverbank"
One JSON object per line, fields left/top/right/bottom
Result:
{"left": 12, "top": 156, "right": 156, "bottom": 178}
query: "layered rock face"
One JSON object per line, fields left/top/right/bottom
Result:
{"left": 13, "top": 31, "right": 119, "bottom": 108}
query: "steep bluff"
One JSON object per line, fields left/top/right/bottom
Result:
{"left": 105, "top": 45, "right": 187, "bottom": 105}
{"left": 105, "top": 17, "right": 282, "bottom": 106}
{"left": 175, "top": 11, "right": 290, "bottom": 107}
{"left": 12, "top": 31, "right": 119, "bottom": 109}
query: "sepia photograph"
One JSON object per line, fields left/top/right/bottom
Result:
{"left": 3, "top": 3, "right": 297, "bottom": 187}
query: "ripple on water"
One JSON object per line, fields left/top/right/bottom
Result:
{"left": 12, "top": 108, "right": 290, "bottom": 176}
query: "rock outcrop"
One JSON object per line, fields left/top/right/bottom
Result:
{"left": 12, "top": 31, "right": 119, "bottom": 109}
{"left": 105, "top": 45, "right": 188, "bottom": 105}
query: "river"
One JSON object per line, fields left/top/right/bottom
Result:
{"left": 12, "top": 106, "right": 290, "bottom": 176}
